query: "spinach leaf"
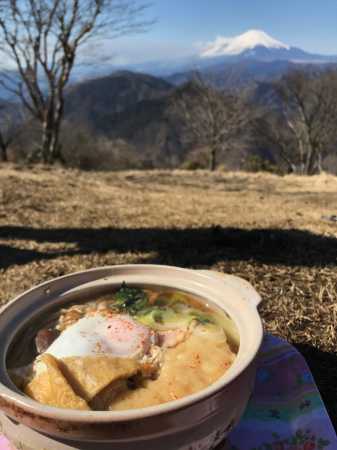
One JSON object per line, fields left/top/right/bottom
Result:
{"left": 113, "top": 282, "right": 147, "bottom": 308}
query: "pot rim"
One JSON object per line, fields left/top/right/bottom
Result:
{"left": 0, "top": 264, "right": 264, "bottom": 424}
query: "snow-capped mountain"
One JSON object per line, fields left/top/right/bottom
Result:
{"left": 201, "top": 30, "right": 290, "bottom": 57}
{"left": 199, "top": 29, "right": 337, "bottom": 64}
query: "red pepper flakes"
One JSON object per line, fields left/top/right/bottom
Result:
{"left": 174, "top": 395, "right": 178, "bottom": 399}
{"left": 154, "top": 396, "right": 157, "bottom": 399}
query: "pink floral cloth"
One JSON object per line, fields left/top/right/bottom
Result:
{"left": 227, "top": 333, "right": 337, "bottom": 450}
{"left": 0, "top": 334, "right": 336, "bottom": 449}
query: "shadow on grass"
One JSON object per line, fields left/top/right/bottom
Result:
{"left": 293, "top": 343, "right": 337, "bottom": 432}
{"left": 1, "top": 226, "right": 337, "bottom": 270}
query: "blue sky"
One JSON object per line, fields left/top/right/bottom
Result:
{"left": 99, "top": 0, "right": 337, "bottom": 65}
{"left": 147, "top": 0, "right": 337, "bottom": 52}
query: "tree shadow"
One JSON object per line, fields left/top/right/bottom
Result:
{"left": 1, "top": 226, "right": 337, "bottom": 270}
{"left": 293, "top": 343, "right": 337, "bottom": 432}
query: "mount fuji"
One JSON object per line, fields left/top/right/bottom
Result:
{"left": 199, "top": 29, "right": 337, "bottom": 63}
{"left": 201, "top": 30, "right": 290, "bottom": 57}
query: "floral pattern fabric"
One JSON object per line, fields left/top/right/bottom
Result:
{"left": 0, "top": 334, "right": 336, "bottom": 450}
{"left": 227, "top": 333, "right": 337, "bottom": 450}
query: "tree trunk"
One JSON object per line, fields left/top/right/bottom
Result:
{"left": 41, "top": 88, "right": 56, "bottom": 164}
{"left": 208, "top": 146, "right": 216, "bottom": 171}
{"left": 285, "top": 160, "right": 295, "bottom": 174}
{"left": 316, "top": 148, "right": 323, "bottom": 174}
{"left": 41, "top": 104, "right": 54, "bottom": 164}
{"left": 299, "top": 140, "right": 306, "bottom": 174}
{"left": 41, "top": 122, "right": 52, "bottom": 164}
{"left": 304, "top": 142, "right": 315, "bottom": 175}
{"left": 49, "top": 90, "right": 64, "bottom": 163}
{"left": 0, "top": 144, "right": 8, "bottom": 162}
{"left": 0, "top": 132, "right": 8, "bottom": 162}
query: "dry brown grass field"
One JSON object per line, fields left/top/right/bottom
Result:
{"left": 0, "top": 164, "right": 337, "bottom": 429}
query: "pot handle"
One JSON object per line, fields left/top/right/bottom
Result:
{"left": 194, "top": 270, "right": 263, "bottom": 309}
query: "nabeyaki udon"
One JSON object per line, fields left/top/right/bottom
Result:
{"left": 8, "top": 283, "right": 239, "bottom": 411}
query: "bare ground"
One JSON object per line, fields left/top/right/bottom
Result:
{"left": 0, "top": 164, "right": 337, "bottom": 429}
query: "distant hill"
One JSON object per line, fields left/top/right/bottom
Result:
{"left": 164, "top": 59, "right": 296, "bottom": 86}
{"left": 63, "top": 72, "right": 280, "bottom": 168}
{"left": 64, "top": 71, "right": 174, "bottom": 123}
{"left": 99, "top": 83, "right": 206, "bottom": 167}
{"left": 63, "top": 71, "right": 194, "bottom": 167}
{"left": 164, "top": 59, "right": 337, "bottom": 89}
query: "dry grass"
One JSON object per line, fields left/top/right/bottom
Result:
{"left": 0, "top": 164, "right": 337, "bottom": 428}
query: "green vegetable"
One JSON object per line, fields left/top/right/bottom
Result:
{"left": 109, "top": 305, "right": 138, "bottom": 316}
{"left": 132, "top": 299, "right": 149, "bottom": 311}
{"left": 137, "top": 310, "right": 195, "bottom": 331}
{"left": 189, "top": 312, "right": 239, "bottom": 345}
{"left": 113, "top": 282, "right": 148, "bottom": 308}
{"left": 154, "top": 297, "right": 166, "bottom": 306}
{"left": 172, "top": 292, "right": 189, "bottom": 304}
{"left": 135, "top": 306, "right": 159, "bottom": 317}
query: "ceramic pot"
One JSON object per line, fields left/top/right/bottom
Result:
{"left": 0, "top": 265, "right": 263, "bottom": 450}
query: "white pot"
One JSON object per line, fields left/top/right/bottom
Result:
{"left": 0, "top": 265, "right": 263, "bottom": 450}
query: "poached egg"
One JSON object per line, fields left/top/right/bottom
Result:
{"left": 47, "top": 312, "right": 153, "bottom": 361}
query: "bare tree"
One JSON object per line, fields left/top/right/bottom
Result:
{"left": 0, "top": 99, "right": 28, "bottom": 161}
{"left": 271, "top": 67, "right": 337, "bottom": 175}
{"left": 170, "top": 69, "right": 262, "bottom": 171}
{"left": 0, "top": 0, "right": 152, "bottom": 164}
{"left": 251, "top": 113, "right": 300, "bottom": 174}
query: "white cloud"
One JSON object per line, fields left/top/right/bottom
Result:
{"left": 77, "top": 38, "right": 198, "bottom": 67}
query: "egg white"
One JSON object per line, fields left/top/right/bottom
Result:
{"left": 47, "top": 313, "right": 152, "bottom": 360}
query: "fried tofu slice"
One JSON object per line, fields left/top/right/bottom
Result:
{"left": 24, "top": 354, "right": 91, "bottom": 411}
{"left": 57, "top": 355, "right": 139, "bottom": 403}
{"left": 24, "top": 371, "right": 54, "bottom": 405}
{"left": 24, "top": 354, "right": 141, "bottom": 411}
